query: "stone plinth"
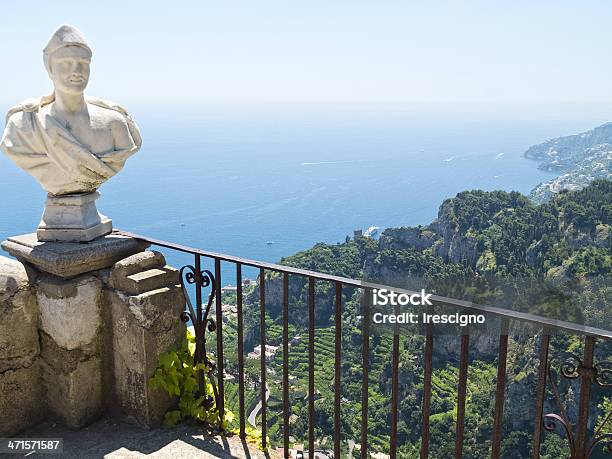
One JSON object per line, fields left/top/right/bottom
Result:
{"left": 37, "top": 192, "right": 112, "bottom": 242}
{"left": 107, "top": 251, "right": 184, "bottom": 426}
{"left": 37, "top": 273, "right": 104, "bottom": 429}
{"left": 1, "top": 233, "right": 148, "bottom": 278}
{"left": 0, "top": 238, "right": 185, "bottom": 435}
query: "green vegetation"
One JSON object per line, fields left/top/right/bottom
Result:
{"left": 149, "top": 329, "right": 235, "bottom": 428}
{"left": 191, "top": 180, "right": 612, "bottom": 457}
{"left": 148, "top": 329, "right": 266, "bottom": 448}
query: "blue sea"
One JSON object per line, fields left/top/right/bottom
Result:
{"left": 0, "top": 102, "right": 610, "bottom": 280}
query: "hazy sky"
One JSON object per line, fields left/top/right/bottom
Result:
{"left": 2, "top": 1, "right": 612, "bottom": 104}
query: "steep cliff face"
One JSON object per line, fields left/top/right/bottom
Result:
{"left": 429, "top": 200, "right": 465, "bottom": 262}
{"left": 433, "top": 228, "right": 480, "bottom": 266}
{"left": 379, "top": 201, "right": 481, "bottom": 267}
{"left": 379, "top": 226, "right": 438, "bottom": 251}
{"left": 379, "top": 180, "right": 611, "bottom": 282}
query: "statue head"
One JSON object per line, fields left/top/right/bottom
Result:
{"left": 43, "top": 25, "right": 92, "bottom": 96}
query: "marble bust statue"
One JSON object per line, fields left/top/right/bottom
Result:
{"left": 0, "top": 25, "right": 141, "bottom": 242}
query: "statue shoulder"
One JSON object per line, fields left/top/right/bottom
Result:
{"left": 5, "top": 94, "right": 55, "bottom": 125}
{"left": 86, "top": 96, "right": 142, "bottom": 149}
{"left": 5, "top": 97, "right": 43, "bottom": 125}
{"left": 87, "top": 104, "right": 127, "bottom": 127}
{"left": 86, "top": 97, "right": 134, "bottom": 121}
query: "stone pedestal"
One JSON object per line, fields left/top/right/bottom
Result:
{"left": 1, "top": 233, "right": 148, "bottom": 278}
{"left": 37, "top": 273, "right": 104, "bottom": 429}
{"left": 0, "top": 234, "right": 185, "bottom": 435}
{"left": 107, "top": 251, "right": 184, "bottom": 425}
{"left": 37, "top": 192, "right": 112, "bottom": 243}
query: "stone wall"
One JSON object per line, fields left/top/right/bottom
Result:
{"left": 0, "top": 257, "right": 45, "bottom": 435}
{"left": 0, "top": 247, "right": 185, "bottom": 436}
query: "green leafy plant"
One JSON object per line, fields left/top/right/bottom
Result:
{"left": 150, "top": 330, "right": 268, "bottom": 450}
{"left": 149, "top": 329, "right": 236, "bottom": 430}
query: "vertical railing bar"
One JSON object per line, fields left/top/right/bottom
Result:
{"left": 420, "top": 311, "right": 434, "bottom": 459}
{"left": 283, "top": 273, "right": 290, "bottom": 459}
{"left": 194, "top": 254, "right": 205, "bottom": 395}
{"left": 361, "top": 288, "right": 371, "bottom": 459}
{"left": 390, "top": 298, "right": 400, "bottom": 459}
{"left": 259, "top": 267, "right": 267, "bottom": 448}
{"left": 491, "top": 319, "right": 509, "bottom": 459}
{"left": 454, "top": 334, "right": 470, "bottom": 459}
{"left": 576, "top": 336, "right": 596, "bottom": 457}
{"left": 334, "top": 282, "right": 342, "bottom": 459}
{"left": 214, "top": 258, "right": 225, "bottom": 424}
{"left": 530, "top": 331, "right": 550, "bottom": 459}
{"left": 236, "top": 263, "right": 246, "bottom": 438}
{"left": 308, "top": 277, "right": 316, "bottom": 459}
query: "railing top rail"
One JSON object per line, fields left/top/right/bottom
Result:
{"left": 115, "top": 230, "right": 612, "bottom": 340}
{"left": 115, "top": 230, "right": 370, "bottom": 285}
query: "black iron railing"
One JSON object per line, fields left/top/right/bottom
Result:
{"left": 115, "top": 230, "right": 612, "bottom": 459}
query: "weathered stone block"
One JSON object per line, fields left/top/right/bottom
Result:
{"left": 37, "top": 274, "right": 102, "bottom": 350}
{"left": 0, "top": 257, "right": 44, "bottom": 436}
{"left": 0, "top": 256, "right": 31, "bottom": 295}
{"left": 42, "top": 356, "right": 103, "bottom": 429}
{"left": 113, "top": 266, "right": 179, "bottom": 296}
{"left": 109, "top": 250, "right": 166, "bottom": 286}
{"left": 109, "top": 283, "right": 185, "bottom": 426}
{"left": 0, "top": 291, "right": 40, "bottom": 372}
{"left": 0, "top": 362, "right": 45, "bottom": 436}
{"left": 36, "top": 273, "right": 105, "bottom": 429}
{"left": 0, "top": 257, "right": 39, "bottom": 372}
{"left": 39, "top": 331, "right": 98, "bottom": 374}
{"left": 1, "top": 233, "right": 149, "bottom": 278}
{"left": 126, "top": 285, "right": 184, "bottom": 329}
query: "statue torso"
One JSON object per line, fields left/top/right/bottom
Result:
{"left": 1, "top": 96, "right": 141, "bottom": 196}
{"left": 39, "top": 102, "right": 119, "bottom": 155}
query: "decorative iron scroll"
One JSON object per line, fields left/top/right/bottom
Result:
{"left": 543, "top": 353, "right": 612, "bottom": 458}
{"left": 179, "top": 264, "right": 220, "bottom": 412}
{"left": 594, "top": 361, "right": 612, "bottom": 388}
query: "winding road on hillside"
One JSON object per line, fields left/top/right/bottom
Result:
{"left": 247, "top": 383, "right": 270, "bottom": 427}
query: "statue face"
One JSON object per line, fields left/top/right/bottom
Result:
{"left": 48, "top": 46, "right": 91, "bottom": 95}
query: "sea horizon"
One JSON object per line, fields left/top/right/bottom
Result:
{"left": 1, "top": 101, "right": 610, "bottom": 280}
